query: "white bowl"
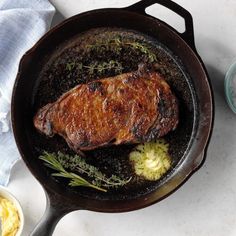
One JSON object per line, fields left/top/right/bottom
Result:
{"left": 225, "top": 60, "right": 236, "bottom": 113}
{"left": 0, "top": 187, "right": 24, "bottom": 236}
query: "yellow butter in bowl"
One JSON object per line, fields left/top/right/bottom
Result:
{"left": 0, "top": 187, "right": 24, "bottom": 236}
{"left": 0, "top": 196, "right": 20, "bottom": 236}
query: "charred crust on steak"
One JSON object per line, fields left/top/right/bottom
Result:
{"left": 145, "top": 127, "right": 160, "bottom": 142}
{"left": 88, "top": 81, "right": 103, "bottom": 93}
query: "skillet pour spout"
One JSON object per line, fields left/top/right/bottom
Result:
{"left": 11, "top": 0, "right": 213, "bottom": 235}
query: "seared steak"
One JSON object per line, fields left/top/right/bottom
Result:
{"left": 34, "top": 68, "right": 179, "bottom": 152}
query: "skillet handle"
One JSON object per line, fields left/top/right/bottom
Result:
{"left": 30, "top": 190, "right": 74, "bottom": 236}
{"left": 125, "top": 0, "right": 196, "bottom": 50}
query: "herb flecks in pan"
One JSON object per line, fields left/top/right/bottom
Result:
{"left": 39, "top": 152, "right": 131, "bottom": 192}
{"left": 129, "top": 140, "right": 171, "bottom": 181}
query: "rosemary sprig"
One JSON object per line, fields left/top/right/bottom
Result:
{"left": 39, "top": 152, "right": 106, "bottom": 192}
{"left": 39, "top": 151, "right": 131, "bottom": 192}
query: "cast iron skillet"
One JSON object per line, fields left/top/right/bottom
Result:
{"left": 11, "top": 0, "right": 213, "bottom": 235}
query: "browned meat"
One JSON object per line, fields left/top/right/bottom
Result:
{"left": 34, "top": 68, "right": 179, "bottom": 152}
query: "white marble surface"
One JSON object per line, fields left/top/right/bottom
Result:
{"left": 6, "top": 0, "right": 236, "bottom": 235}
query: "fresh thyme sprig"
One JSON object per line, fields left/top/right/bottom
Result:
{"left": 66, "top": 60, "right": 123, "bottom": 75}
{"left": 39, "top": 151, "right": 131, "bottom": 192}
{"left": 80, "top": 61, "right": 123, "bottom": 74}
{"left": 65, "top": 38, "right": 156, "bottom": 76}
{"left": 87, "top": 38, "right": 157, "bottom": 63}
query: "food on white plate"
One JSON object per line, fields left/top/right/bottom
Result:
{"left": 129, "top": 139, "right": 171, "bottom": 181}
{"left": 34, "top": 66, "right": 178, "bottom": 153}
